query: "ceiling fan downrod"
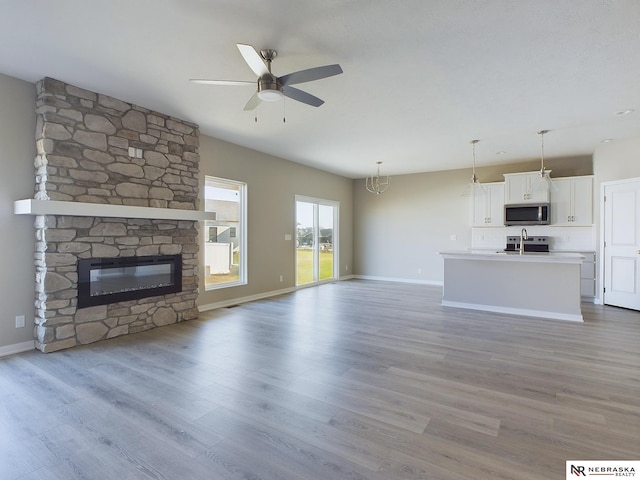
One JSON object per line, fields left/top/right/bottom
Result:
{"left": 257, "top": 49, "right": 283, "bottom": 101}
{"left": 260, "top": 49, "right": 277, "bottom": 72}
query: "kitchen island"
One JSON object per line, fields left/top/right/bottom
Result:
{"left": 439, "top": 250, "right": 584, "bottom": 321}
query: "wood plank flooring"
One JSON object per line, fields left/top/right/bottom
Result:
{"left": 1, "top": 280, "right": 638, "bottom": 480}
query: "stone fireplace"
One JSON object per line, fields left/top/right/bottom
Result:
{"left": 31, "top": 77, "right": 201, "bottom": 352}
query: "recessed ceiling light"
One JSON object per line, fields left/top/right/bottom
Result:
{"left": 615, "top": 109, "right": 634, "bottom": 116}
{"left": 601, "top": 138, "right": 614, "bottom": 143}
{"left": 496, "top": 151, "right": 506, "bottom": 155}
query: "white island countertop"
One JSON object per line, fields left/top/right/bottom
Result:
{"left": 439, "top": 250, "right": 584, "bottom": 264}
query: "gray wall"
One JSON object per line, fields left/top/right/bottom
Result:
{"left": 478, "top": 155, "right": 592, "bottom": 183}
{"left": 198, "top": 135, "right": 354, "bottom": 308}
{"left": 354, "top": 168, "right": 472, "bottom": 284}
{"left": 0, "top": 74, "right": 37, "bottom": 350}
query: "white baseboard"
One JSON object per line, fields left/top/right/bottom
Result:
{"left": 0, "top": 341, "right": 35, "bottom": 358}
{"left": 198, "top": 286, "right": 297, "bottom": 312}
{"left": 197, "top": 276, "right": 440, "bottom": 313}
{"left": 354, "top": 275, "right": 443, "bottom": 286}
{"left": 442, "top": 300, "right": 584, "bottom": 322}
{"left": 198, "top": 276, "right": 360, "bottom": 312}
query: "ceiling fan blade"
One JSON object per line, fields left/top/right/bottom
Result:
{"left": 190, "top": 79, "right": 255, "bottom": 86}
{"left": 280, "top": 64, "right": 343, "bottom": 86}
{"left": 243, "top": 92, "right": 262, "bottom": 111}
{"left": 237, "top": 44, "right": 268, "bottom": 77}
{"left": 282, "top": 86, "right": 324, "bottom": 107}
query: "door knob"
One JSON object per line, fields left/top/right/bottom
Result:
{"left": 637, "top": 249, "right": 640, "bottom": 254}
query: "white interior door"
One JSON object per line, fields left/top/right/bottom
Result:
{"left": 603, "top": 179, "right": 640, "bottom": 309}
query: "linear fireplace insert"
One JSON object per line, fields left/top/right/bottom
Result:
{"left": 77, "top": 255, "right": 182, "bottom": 308}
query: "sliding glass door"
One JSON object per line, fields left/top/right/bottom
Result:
{"left": 295, "top": 197, "right": 338, "bottom": 286}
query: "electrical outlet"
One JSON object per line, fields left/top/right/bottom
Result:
{"left": 15, "top": 315, "right": 25, "bottom": 328}
{"left": 345, "top": 265, "right": 348, "bottom": 271}
{"left": 418, "top": 267, "right": 422, "bottom": 274}
{"left": 279, "top": 275, "right": 283, "bottom": 282}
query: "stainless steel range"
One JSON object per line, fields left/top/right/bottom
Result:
{"left": 505, "top": 235, "right": 549, "bottom": 253}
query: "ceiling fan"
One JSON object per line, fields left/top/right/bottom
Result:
{"left": 190, "top": 44, "right": 343, "bottom": 111}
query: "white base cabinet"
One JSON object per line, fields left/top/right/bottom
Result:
{"left": 579, "top": 251, "right": 596, "bottom": 298}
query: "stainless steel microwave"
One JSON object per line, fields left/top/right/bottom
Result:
{"left": 504, "top": 203, "right": 550, "bottom": 226}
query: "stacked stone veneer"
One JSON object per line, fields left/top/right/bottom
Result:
{"left": 34, "top": 77, "right": 200, "bottom": 353}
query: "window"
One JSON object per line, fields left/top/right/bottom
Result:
{"left": 204, "top": 176, "right": 246, "bottom": 289}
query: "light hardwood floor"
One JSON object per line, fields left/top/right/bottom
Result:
{"left": 1, "top": 280, "right": 638, "bottom": 480}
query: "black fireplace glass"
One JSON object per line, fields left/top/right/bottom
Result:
{"left": 77, "top": 255, "right": 182, "bottom": 308}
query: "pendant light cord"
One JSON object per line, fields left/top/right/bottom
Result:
{"left": 538, "top": 129, "right": 549, "bottom": 175}
{"left": 471, "top": 139, "right": 479, "bottom": 183}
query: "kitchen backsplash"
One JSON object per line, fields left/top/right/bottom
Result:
{"left": 471, "top": 226, "right": 596, "bottom": 251}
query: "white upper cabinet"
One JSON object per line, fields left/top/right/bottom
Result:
{"left": 503, "top": 172, "right": 550, "bottom": 204}
{"left": 550, "top": 176, "right": 593, "bottom": 225}
{"left": 472, "top": 182, "right": 505, "bottom": 226}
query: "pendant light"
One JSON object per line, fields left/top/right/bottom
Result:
{"left": 365, "top": 161, "right": 390, "bottom": 195}
{"left": 527, "top": 129, "right": 553, "bottom": 196}
{"left": 537, "top": 129, "right": 551, "bottom": 180}
{"left": 462, "top": 139, "right": 486, "bottom": 197}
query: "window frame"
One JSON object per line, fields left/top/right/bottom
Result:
{"left": 203, "top": 175, "right": 247, "bottom": 290}
{"left": 295, "top": 195, "right": 339, "bottom": 287}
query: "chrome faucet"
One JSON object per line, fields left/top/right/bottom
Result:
{"left": 519, "top": 228, "right": 528, "bottom": 255}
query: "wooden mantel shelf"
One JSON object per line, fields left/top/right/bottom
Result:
{"left": 14, "top": 199, "right": 216, "bottom": 221}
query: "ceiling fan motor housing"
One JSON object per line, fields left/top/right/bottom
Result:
{"left": 257, "top": 74, "right": 283, "bottom": 101}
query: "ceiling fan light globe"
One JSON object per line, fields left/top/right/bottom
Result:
{"left": 257, "top": 89, "right": 283, "bottom": 101}
{"left": 257, "top": 75, "right": 283, "bottom": 101}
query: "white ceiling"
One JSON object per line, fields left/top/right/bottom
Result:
{"left": 1, "top": 1, "right": 639, "bottom": 179}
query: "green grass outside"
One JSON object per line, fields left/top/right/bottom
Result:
{"left": 205, "top": 249, "right": 334, "bottom": 287}
{"left": 296, "top": 248, "right": 334, "bottom": 285}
